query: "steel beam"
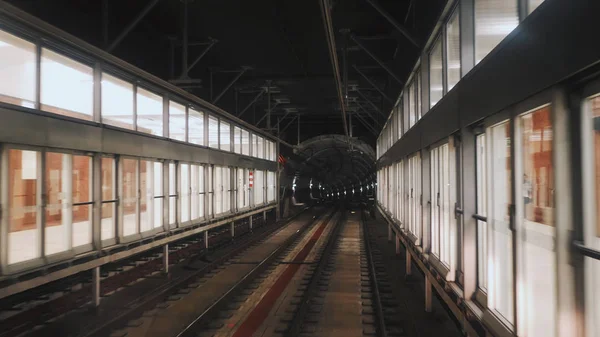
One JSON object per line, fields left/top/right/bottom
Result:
{"left": 256, "top": 102, "right": 280, "bottom": 126}
{"left": 107, "top": 0, "right": 160, "bottom": 52}
{"left": 353, "top": 113, "right": 378, "bottom": 136}
{"left": 364, "top": 0, "right": 419, "bottom": 48}
{"left": 350, "top": 34, "right": 403, "bottom": 84}
{"left": 273, "top": 110, "right": 293, "bottom": 129}
{"left": 355, "top": 89, "right": 387, "bottom": 119}
{"left": 187, "top": 38, "right": 218, "bottom": 73}
{"left": 238, "top": 89, "right": 265, "bottom": 118}
{"left": 281, "top": 115, "right": 298, "bottom": 133}
{"left": 353, "top": 64, "right": 394, "bottom": 103}
{"left": 213, "top": 68, "right": 249, "bottom": 104}
{"left": 355, "top": 102, "right": 383, "bottom": 127}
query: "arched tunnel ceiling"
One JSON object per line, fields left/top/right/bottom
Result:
{"left": 293, "top": 134, "right": 375, "bottom": 189}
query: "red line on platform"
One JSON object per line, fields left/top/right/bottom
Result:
{"left": 230, "top": 215, "right": 331, "bottom": 337}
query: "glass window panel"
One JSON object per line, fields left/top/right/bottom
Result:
{"left": 0, "top": 30, "right": 36, "bottom": 108}
{"left": 188, "top": 108, "right": 204, "bottom": 146}
{"left": 169, "top": 101, "right": 186, "bottom": 141}
{"left": 220, "top": 120, "right": 231, "bottom": 151}
{"left": 528, "top": 0, "right": 544, "bottom": 14}
{"left": 408, "top": 83, "right": 415, "bottom": 128}
{"left": 153, "top": 162, "right": 163, "bottom": 229}
{"left": 140, "top": 160, "right": 152, "bottom": 232}
{"left": 489, "top": 121, "right": 513, "bottom": 323}
{"left": 208, "top": 115, "right": 219, "bottom": 149}
{"left": 257, "top": 136, "right": 264, "bottom": 159}
{"left": 223, "top": 167, "right": 231, "bottom": 213}
{"left": 41, "top": 49, "right": 93, "bottom": 120}
{"left": 234, "top": 127, "right": 242, "bottom": 154}
{"left": 198, "top": 165, "right": 205, "bottom": 218}
{"left": 252, "top": 134, "right": 258, "bottom": 157}
{"left": 121, "top": 158, "right": 138, "bottom": 236}
{"left": 207, "top": 166, "right": 213, "bottom": 217}
{"left": 102, "top": 73, "right": 134, "bottom": 129}
{"left": 215, "top": 166, "right": 223, "bottom": 215}
{"left": 72, "top": 155, "right": 92, "bottom": 248}
{"left": 169, "top": 163, "right": 177, "bottom": 226}
{"left": 241, "top": 129, "right": 250, "bottom": 155}
{"left": 8, "top": 149, "right": 40, "bottom": 264}
{"left": 180, "top": 163, "right": 190, "bottom": 222}
{"left": 476, "top": 134, "right": 488, "bottom": 291}
{"left": 446, "top": 9, "right": 461, "bottom": 92}
{"left": 475, "top": 0, "right": 518, "bottom": 64}
{"left": 45, "top": 152, "right": 70, "bottom": 255}
{"left": 254, "top": 170, "right": 264, "bottom": 205}
{"left": 191, "top": 165, "right": 199, "bottom": 220}
{"left": 267, "top": 171, "right": 275, "bottom": 202}
{"left": 136, "top": 87, "right": 163, "bottom": 136}
{"left": 416, "top": 73, "right": 422, "bottom": 120}
{"left": 101, "top": 157, "right": 116, "bottom": 241}
{"left": 429, "top": 37, "right": 443, "bottom": 108}
{"left": 520, "top": 106, "right": 556, "bottom": 337}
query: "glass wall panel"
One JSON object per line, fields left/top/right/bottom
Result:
{"left": 252, "top": 134, "right": 258, "bottom": 157}
{"left": 446, "top": 9, "right": 461, "bottom": 92}
{"left": 267, "top": 171, "right": 276, "bottom": 202}
{"left": 208, "top": 115, "right": 219, "bottom": 149}
{"left": 7, "top": 149, "right": 40, "bottom": 264}
{"left": 254, "top": 170, "right": 265, "bottom": 206}
{"left": 237, "top": 168, "right": 249, "bottom": 209}
{"left": 136, "top": 87, "right": 163, "bottom": 135}
{"left": 153, "top": 162, "right": 163, "bottom": 229}
{"left": 45, "top": 152, "right": 70, "bottom": 255}
{"left": 191, "top": 165, "right": 199, "bottom": 220}
{"left": 431, "top": 147, "right": 440, "bottom": 257}
{"left": 169, "top": 163, "right": 177, "bottom": 226}
{"left": 169, "top": 101, "right": 186, "bottom": 141}
{"left": 0, "top": 30, "right": 36, "bottom": 108}
{"left": 214, "top": 166, "right": 223, "bottom": 215}
{"left": 257, "top": 136, "right": 264, "bottom": 159}
{"left": 41, "top": 49, "right": 93, "bottom": 120}
{"left": 220, "top": 120, "right": 231, "bottom": 151}
{"left": 241, "top": 130, "right": 250, "bottom": 155}
{"left": 188, "top": 108, "right": 204, "bottom": 146}
{"left": 234, "top": 127, "right": 242, "bottom": 154}
{"left": 207, "top": 166, "right": 213, "bottom": 217}
{"left": 223, "top": 167, "right": 231, "bottom": 213}
{"left": 408, "top": 83, "right": 415, "bottom": 128}
{"left": 102, "top": 73, "right": 134, "bottom": 129}
{"left": 121, "top": 158, "right": 138, "bottom": 236}
{"left": 72, "top": 155, "right": 92, "bottom": 248}
{"left": 520, "top": 106, "right": 555, "bottom": 337}
{"left": 476, "top": 134, "right": 488, "bottom": 291}
{"left": 475, "top": 0, "right": 518, "bottom": 64}
{"left": 416, "top": 72, "right": 422, "bottom": 120}
{"left": 198, "top": 165, "right": 205, "bottom": 218}
{"left": 140, "top": 160, "right": 152, "bottom": 232}
{"left": 429, "top": 37, "right": 443, "bottom": 108}
{"left": 489, "top": 121, "right": 513, "bottom": 324}
{"left": 101, "top": 157, "right": 116, "bottom": 241}
{"left": 180, "top": 163, "right": 190, "bottom": 223}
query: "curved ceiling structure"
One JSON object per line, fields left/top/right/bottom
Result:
{"left": 293, "top": 134, "right": 375, "bottom": 190}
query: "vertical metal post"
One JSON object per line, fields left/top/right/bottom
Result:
{"left": 180, "top": 0, "right": 189, "bottom": 79}
{"left": 388, "top": 224, "right": 392, "bottom": 241}
{"left": 249, "top": 215, "right": 253, "bottom": 231}
{"left": 297, "top": 114, "right": 301, "bottom": 145}
{"left": 263, "top": 210, "right": 267, "bottom": 224}
{"left": 425, "top": 274, "right": 432, "bottom": 312}
{"left": 204, "top": 231, "right": 209, "bottom": 249}
{"left": 93, "top": 266, "right": 101, "bottom": 307}
{"left": 163, "top": 244, "right": 169, "bottom": 274}
{"left": 92, "top": 154, "right": 102, "bottom": 249}
{"left": 406, "top": 247, "right": 412, "bottom": 276}
{"left": 266, "top": 81, "right": 271, "bottom": 130}
{"left": 102, "top": 0, "right": 109, "bottom": 47}
{"left": 230, "top": 222, "right": 235, "bottom": 238}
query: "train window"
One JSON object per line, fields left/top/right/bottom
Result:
{"left": 198, "top": 165, "right": 206, "bottom": 219}
{"left": 237, "top": 168, "right": 248, "bottom": 210}
{"left": 0, "top": 30, "right": 36, "bottom": 108}
{"left": 136, "top": 87, "right": 163, "bottom": 136}
{"left": 267, "top": 171, "right": 276, "bottom": 202}
{"left": 223, "top": 167, "right": 232, "bottom": 213}
{"left": 44, "top": 152, "right": 71, "bottom": 255}
{"left": 102, "top": 73, "right": 134, "bottom": 130}
{"left": 71, "top": 155, "right": 93, "bottom": 248}
{"left": 41, "top": 48, "right": 93, "bottom": 120}
{"left": 474, "top": 0, "right": 518, "bottom": 64}
{"left": 180, "top": 163, "right": 191, "bottom": 223}
{"left": 488, "top": 120, "right": 514, "bottom": 325}
{"left": 140, "top": 160, "right": 152, "bottom": 232}
{"left": 583, "top": 94, "right": 600, "bottom": 337}
{"left": 101, "top": 157, "right": 116, "bottom": 241}
{"left": 168, "top": 163, "right": 177, "bottom": 226}
{"left": 257, "top": 136, "right": 264, "bottom": 159}
{"left": 446, "top": 8, "right": 461, "bottom": 92}
{"left": 188, "top": 108, "right": 204, "bottom": 146}
{"left": 254, "top": 170, "right": 265, "bottom": 206}
{"left": 207, "top": 166, "right": 214, "bottom": 217}
{"left": 409, "top": 154, "right": 422, "bottom": 241}
{"left": 191, "top": 164, "right": 200, "bottom": 220}
{"left": 153, "top": 162, "right": 163, "bottom": 229}
{"left": 475, "top": 134, "right": 488, "bottom": 292}
{"left": 208, "top": 115, "right": 219, "bottom": 149}
{"left": 121, "top": 158, "right": 138, "bottom": 236}
{"left": 219, "top": 120, "right": 231, "bottom": 152}
{"left": 234, "top": 127, "right": 242, "bottom": 154}
{"left": 214, "top": 166, "right": 223, "bottom": 215}
{"left": 169, "top": 101, "right": 186, "bottom": 141}
{"left": 252, "top": 134, "right": 258, "bottom": 157}
{"left": 429, "top": 37, "right": 443, "bottom": 108}
{"left": 7, "top": 149, "right": 41, "bottom": 264}
{"left": 519, "top": 105, "right": 556, "bottom": 337}
{"left": 416, "top": 70, "right": 422, "bottom": 120}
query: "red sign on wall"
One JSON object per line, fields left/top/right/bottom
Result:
{"left": 249, "top": 171, "right": 254, "bottom": 188}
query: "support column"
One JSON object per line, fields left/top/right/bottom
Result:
{"left": 230, "top": 222, "right": 235, "bottom": 238}
{"left": 395, "top": 234, "right": 401, "bottom": 255}
{"left": 163, "top": 244, "right": 169, "bottom": 274}
{"left": 92, "top": 266, "right": 101, "bottom": 307}
{"left": 425, "top": 274, "right": 432, "bottom": 312}
{"left": 263, "top": 210, "right": 267, "bottom": 224}
{"left": 249, "top": 215, "right": 253, "bottom": 231}
{"left": 204, "top": 231, "right": 209, "bottom": 250}
{"left": 406, "top": 247, "right": 412, "bottom": 276}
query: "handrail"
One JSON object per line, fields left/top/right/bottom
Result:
{"left": 473, "top": 214, "right": 487, "bottom": 222}
{"left": 573, "top": 240, "right": 600, "bottom": 260}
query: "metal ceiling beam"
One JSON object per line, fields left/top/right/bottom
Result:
{"left": 352, "top": 64, "right": 394, "bottom": 103}
{"left": 353, "top": 112, "right": 378, "bottom": 136}
{"left": 187, "top": 38, "right": 218, "bottom": 73}
{"left": 319, "top": 0, "right": 349, "bottom": 138}
{"left": 363, "top": 0, "right": 420, "bottom": 48}
{"left": 355, "top": 89, "right": 387, "bottom": 119}
{"left": 281, "top": 115, "right": 298, "bottom": 133}
{"left": 273, "top": 110, "right": 294, "bottom": 129}
{"left": 256, "top": 102, "right": 280, "bottom": 125}
{"left": 350, "top": 34, "right": 403, "bottom": 85}
{"left": 107, "top": 0, "right": 160, "bottom": 52}
{"left": 355, "top": 101, "right": 383, "bottom": 127}
{"left": 237, "top": 89, "right": 265, "bottom": 118}
{"left": 212, "top": 67, "right": 250, "bottom": 104}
